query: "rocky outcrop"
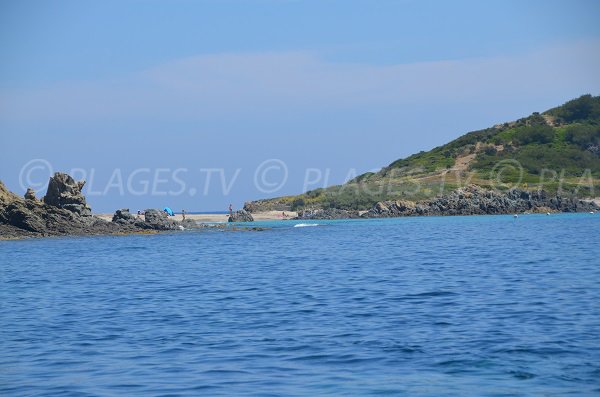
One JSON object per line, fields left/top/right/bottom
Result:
{"left": 242, "top": 201, "right": 258, "bottom": 213}
{"left": 180, "top": 218, "right": 199, "bottom": 229}
{"left": 363, "top": 185, "right": 599, "bottom": 218}
{"left": 228, "top": 209, "right": 254, "bottom": 222}
{"left": 112, "top": 208, "right": 138, "bottom": 225}
{"left": 1, "top": 177, "right": 120, "bottom": 238}
{"left": 1, "top": 201, "right": 46, "bottom": 233}
{"left": 295, "top": 208, "right": 361, "bottom": 220}
{"left": 142, "top": 209, "right": 180, "bottom": 230}
{"left": 0, "top": 172, "right": 192, "bottom": 239}
{"left": 111, "top": 208, "right": 180, "bottom": 230}
{"left": 290, "top": 186, "right": 599, "bottom": 220}
{"left": 243, "top": 199, "right": 291, "bottom": 213}
{"left": 43, "top": 173, "right": 92, "bottom": 216}
{"left": 24, "top": 188, "right": 38, "bottom": 201}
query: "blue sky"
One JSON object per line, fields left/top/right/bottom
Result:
{"left": 1, "top": 0, "right": 600, "bottom": 212}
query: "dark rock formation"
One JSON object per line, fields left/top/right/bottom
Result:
{"left": 290, "top": 186, "right": 599, "bottom": 220}
{"left": 243, "top": 199, "right": 290, "bottom": 213}
{"left": 228, "top": 209, "right": 254, "bottom": 222}
{"left": 242, "top": 201, "right": 258, "bottom": 213}
{"left": 24, "top": 188, "right": 38, "bottom": 201}
{"left": 1, "top": 172, "right": 190, "bottom": 239}
{"left": 0, "top": 177, "right": 121, "bottom": 238}
{"left": 110, "top": 208, "right": 181, "bottom": 230}
{"left": 180, "top": 218, "right": 199, "bottom": 229}
{"left": 112, "top": 208, "right": 138, "bottom": 224}
{"left": 142, "top": 209, "right": 180, "bottom": 230}
{"left": 43, "top": 173, "right": 92, "bottom": 216}
{"left": 295, "top": 208, "right": 361, "bottom": 220}
{"left": 363, "top": 185, "right": 599, "bottom": 218}
{"left": 2, "top": 201, "right": 46, "bottom": 233}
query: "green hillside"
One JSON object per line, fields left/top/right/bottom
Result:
{"left": 249, "top": 95, "right": 600, "bottom": 211}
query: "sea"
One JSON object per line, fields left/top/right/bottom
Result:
{"left": 1, "top": 214, "right": 599, "bottom": 396}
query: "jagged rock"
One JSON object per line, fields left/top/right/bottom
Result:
{"left": 1, "top": 174, "right": 191, "bottom": 239}
{"left": 228, "top": 209, "right": 254, "bottom": 222}
{"left": 374, "top": 202, "right": 389, "bottom": 214}
{"left": 43, "top": 172, "right": 92, "bottom": 216}
{"left": 242, "top": 199, "right": 291, "bottom": 212}
{"left": 180, "top": 219, "right": 199, "bottom": 229}
{"left": 1, "top": 177, "right": 117, "bottom": 237}
{"left": 1, "top": 182, "right": 43, "bottom": 233}
{"left": 24, "top": 188, "right": 38, "bottom": 201}
{"left": 112, "top": 208, "right": 189, "bottom": 230}
{"left": 142, "top": 209, "right": 180, "bottom": 230}
{"left": 111, "top": 208, "right": 138, "bottom": 225}
{"left": 2, "top": 202, "right": 46, "bottom": 233}
{"left": 362, "top": 185, "right": 600, "bottom": 218}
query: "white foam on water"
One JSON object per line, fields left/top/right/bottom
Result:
{"left": 294, "top": 223, "right": 319, "bottom": 228}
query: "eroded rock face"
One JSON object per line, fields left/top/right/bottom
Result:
{"left": 43, "top": 173, "right": 92, "bottom": 216}
{"left": 243, "top": 199, "right": 290, "bottom": 212}
{"left": 292, "top": 185, "right": 600, "bottom": 220}
{"left": 228, "top": 209, "right": 254, "bottom": 222}
{"left": 2, "top": 202, "right": 46, "bottom": 233}
{"left": 1, "top": 177, "right": 118, "bottom": 238}
{"left": 1, "top": 173, "right": 190, "bottom": 239}
{"left": 112, "top": 208, "right": 138, "bottom": 224}
{"left": 24, "top": 188, "right": 38, "bottom": 201}
{"left": 142, "top": 209, "right": 180, "bottom": 230}
{"left": 242, "top": 201, "right": 257, "bottom": 213}
{"left": 1, "top": 182, "right": 43, "bottom": 233}
{"left": 363, "top": 185, "right": 600, "bottom": 218}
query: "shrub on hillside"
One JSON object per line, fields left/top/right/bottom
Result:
{"left": 512, "top": 125, "right": 555, "bottom": 145}
{"left": 546, "top": 94, "right": 600, "bottom": 124}
{"left": 565, "top": 124, "right": 600, "bottom": 150}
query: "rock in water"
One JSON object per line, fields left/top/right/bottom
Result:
{"left": 228, "top": 209, "right": 254, "bottom": 222}
{"left": 2, "top": 173, "right": 195, "bottom": 239}
{"left": 43, "top": 172, "right": 92, "bottom": 216}
{"left": 142, "top": 209, "right": 180, "bottom": 230}
{"left": 112, "top": 208, "right": 138, "bottom": 225}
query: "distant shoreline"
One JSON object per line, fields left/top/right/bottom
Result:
{"left": 95, "top": 210, "right": 299, "bottom": 224}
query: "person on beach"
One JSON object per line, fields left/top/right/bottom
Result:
{"left": 229, "top": 204, "right": 233, "bottom": 217}
{"left": 182, "top": 209, "right": 186, "bottom": 221}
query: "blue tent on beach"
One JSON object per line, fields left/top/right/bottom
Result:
{"left": 163, "top": 207, "right": 174, "bottom": 216}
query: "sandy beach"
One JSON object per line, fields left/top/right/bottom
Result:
{"left": 96, "top": 210, "right": 298, "bottom": 223}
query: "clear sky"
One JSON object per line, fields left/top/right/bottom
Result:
{"left": 1, "top": 0, "right": 599, "bottom": 212}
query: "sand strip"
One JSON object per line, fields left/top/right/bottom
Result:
{"left": 96, "top": 210, "right": 298, "bottom": 223}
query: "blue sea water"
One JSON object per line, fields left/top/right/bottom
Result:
{"left": 1, "top": 214, "right": 600, "bottom": 396}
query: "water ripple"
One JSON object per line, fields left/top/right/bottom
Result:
{"left": 1, "top": 214, "right": 600, "bottom": 396}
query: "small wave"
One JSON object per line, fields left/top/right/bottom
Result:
{"left": 405, "top": 291, "right": 457, "bottom": 298}
{"left": 510, "top": 370, "right": 536, "bottom": 380}
{"left": 294, "top": 223, "right": 319, "bottom": 228}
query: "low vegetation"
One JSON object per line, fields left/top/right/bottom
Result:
{"left": 252, "top": 95, "right": 600, "bottom": 211}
